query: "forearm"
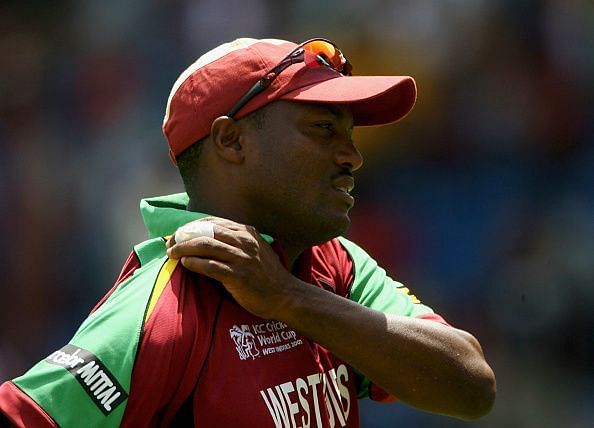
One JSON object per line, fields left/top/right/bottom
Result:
{"left": 167, "top": 220, "right": 495, "bottom": 419}
{"left": 276, "top": 280, "right": 496, "bottom": 420}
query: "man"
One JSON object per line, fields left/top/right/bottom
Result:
{"left": 0, "top": 38, "right": 495, "bottom": 427}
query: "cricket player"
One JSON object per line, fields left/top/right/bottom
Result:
{"left": 0, "top": 37, "right": 495, "bottom": 427}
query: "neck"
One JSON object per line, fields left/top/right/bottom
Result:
{"left": 187, "top": 195, "right": 306, "bottom": 270}
{"left": 274, "top": 241, "right": 307, "bottom": 272}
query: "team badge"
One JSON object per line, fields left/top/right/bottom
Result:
{"left": 229, "top": 324, "right": 261, "bottom": 360}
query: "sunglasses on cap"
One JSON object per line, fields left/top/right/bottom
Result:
{"left": 226, "top": 38, "right": 352, "bottom": 118}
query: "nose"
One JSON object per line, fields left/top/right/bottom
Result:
{"left": 335, "top": 139, "right": 364, "bottom": 172}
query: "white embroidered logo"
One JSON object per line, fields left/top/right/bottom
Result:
{"left": 229, "top": 324, "right": 261, "bottom": 360}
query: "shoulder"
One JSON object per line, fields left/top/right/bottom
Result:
{"left": 310, "top": 237, "right": 385, "bottom": 294}
{"left": 309, "top": 238, "right": 355, "bottom": 296}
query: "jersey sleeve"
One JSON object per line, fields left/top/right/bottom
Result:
{"left": 0, "top": 249, "right": 153, "bottom": 427}
{"left": 0, "top": 235, "right": 224, "bottom": 428}
{"left": 338, "top": 236, "right": 442, "bottom": 318}
{"left": 337, "top": 236, "right": 449, "bottom": 401}
{"left": 1, "top": 235, "right": 206, "bottom": 428}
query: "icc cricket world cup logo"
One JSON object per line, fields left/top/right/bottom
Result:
{"left": 229, "top": 324, "right": 261, "bottom": 360}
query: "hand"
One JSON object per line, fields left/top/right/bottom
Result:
{"left": 166, "top": 217, "right": 297, "bottom": 320}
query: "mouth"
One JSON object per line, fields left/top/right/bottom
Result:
{"left": 333, "top": 184, "right": 353, "bottom": 195}
{"left": 332, "top": 175, "right": 355, "bottom": 206}
{"left": 332, "top": 175, "right": 355, "bottom": 195}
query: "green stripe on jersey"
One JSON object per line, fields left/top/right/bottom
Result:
{"left": 338, "top": 236, "right": 434, "bottom": 317}
{"left": 14, "top": 251, "right": 168, "bottom": 427}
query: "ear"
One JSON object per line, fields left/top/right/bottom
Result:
{"left": 210, "top": 116, "right": 245, "bottom": 164}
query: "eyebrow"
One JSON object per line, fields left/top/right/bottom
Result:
{"left": 306, "top": 103, "right": 354, "bottom": 127}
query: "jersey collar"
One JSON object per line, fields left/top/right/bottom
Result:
{"left": 140, "top": 193, "right": 273, "bottom": 244}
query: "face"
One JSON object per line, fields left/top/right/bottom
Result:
{"left": 240, "top": 101, "right": 364, "bottom": 247}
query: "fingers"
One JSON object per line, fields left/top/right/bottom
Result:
{"left": 167, "top": 236, "right": 242, "bottom": 262}
{"left": 165, "top": 235, "right": 176, "bottom": 249}
{"left": 175, "top": 221, "right": 215, "bottom": 243}
{"left": 167, "top": 216, "right": 262, "bottom": 263}
{"left": 201, "top": 217, "right": 261, "bottom": 249}
{"left": 179, "top": 256, "right": 233, "bottom": 283}
{"left": 199, "top": 216, "right": 255, "bottom": 234}
{"left": 168, "top": 217, "right": 256, "bottom": 243}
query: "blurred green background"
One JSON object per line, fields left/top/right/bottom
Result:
{"left": 1, "top": 1, "right": 593, "bottom": 426}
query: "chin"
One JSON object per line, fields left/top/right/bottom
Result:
{"left": 282, "top": 205, "right": 352, "bottom": 246}
{"left": 312, "top": 213, "right": 351, "bottom": 244}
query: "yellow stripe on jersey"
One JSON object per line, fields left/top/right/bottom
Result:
{"left": 144, "top": 258, "right": 180, "bottom": 323}
{"left": 396, "top": 286, "right": 421, "bottom": 304}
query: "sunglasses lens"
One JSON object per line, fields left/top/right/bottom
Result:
{"left": 302, "top": 40, "right": 344, "bottom": 71}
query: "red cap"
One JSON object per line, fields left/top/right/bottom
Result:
{"left": 163, "top": 38, "right": 417, "bottom": 161}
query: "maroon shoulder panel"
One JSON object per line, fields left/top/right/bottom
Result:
{"left": 0, "top": 382, "right": 58, "bottom": 427}
{"left": 121, "top": 267, "right": 223, "bottom": 427}
{"left": 90, "top": 251, "right": 141, "bottom": 314}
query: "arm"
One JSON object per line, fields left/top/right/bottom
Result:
{"left": 168, "top": 217, "right": 496, "bottom": 420}
{"left": 274, "top": 280, "right": 495, "bottom": 419}
{"left": 0, "top": 247, "right": 201, "bottom": 427}
{"left": 0, "top": 251, "right": 150, "bottom": 428}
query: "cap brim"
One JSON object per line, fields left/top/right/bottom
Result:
{"left": 280, "top": 75, "right": 417, "bottom": 126}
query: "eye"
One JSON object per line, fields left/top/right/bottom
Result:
{"left": 315, "top": 122, "right": 334, "bottom": 130}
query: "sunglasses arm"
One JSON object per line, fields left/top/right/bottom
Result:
{"left": 226, "top": 80, "right": 267, "bottom": 118}
{"left": 226, "top": 54, "right": 302, "bottom": 118}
